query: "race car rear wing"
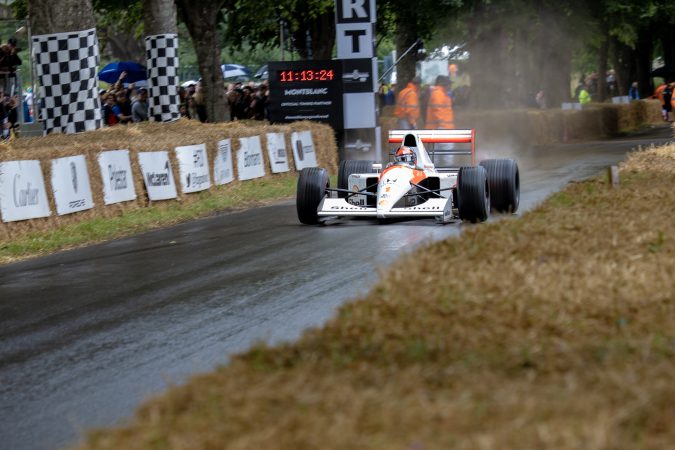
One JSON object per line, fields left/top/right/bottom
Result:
{"left": 388, "top": 129, "right": 476, "bottom": 167}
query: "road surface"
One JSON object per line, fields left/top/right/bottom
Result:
{"left": 0, "top": 125, "right": 672, "bottom": 450}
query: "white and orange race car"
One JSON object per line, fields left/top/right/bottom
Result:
{"left": 296, "top": 129, "right": 519, "bottom": 224}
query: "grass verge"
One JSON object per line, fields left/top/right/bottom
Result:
{"left": 75, "top": 140, "right": 675, "bottom": 450}
{"left": 0, "top": 173, "right": 299, "bottom": 265}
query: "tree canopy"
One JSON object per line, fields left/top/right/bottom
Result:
{"left": 17, "top": 0, "right": 675, "bottom": 118}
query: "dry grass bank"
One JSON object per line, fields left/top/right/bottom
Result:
{"left": 77, "top": 130, "right": 675, "bottom": 449}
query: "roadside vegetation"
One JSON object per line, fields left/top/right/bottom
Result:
{"left": 0, "top": 174, "right": 298, "bottom": 265}
{"left": 76, "top": 136, "right": 675, "bottom": 449}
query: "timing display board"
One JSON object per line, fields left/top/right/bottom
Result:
{"left": 267, "top": 60, "right": 343, "bottom": 130}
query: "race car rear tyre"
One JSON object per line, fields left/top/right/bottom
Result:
{"left": 297, "top": 167, "right": 329, "bottom": 225}
{"left": 337, "top": 160, "right": 374, "bottom": 198}
{"left": 458, "top": 166, "right": 489, "bottom": 223}
{"left": 479, "top": 159, "right": 520, "bottom": 213}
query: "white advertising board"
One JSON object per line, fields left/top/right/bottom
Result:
{"left": 175, "top": 143, "right": 211, "bottom": 193}
{"left": 290, "top": 130, "right": 318, "bottom": 170}
{"left": 98, "top": 150, "right": 136, "bottom": 205}
{"left": 0, "top": 160, "right": 51, "bottom": 222}
{"left": 237, "top": 136, "right": 266, "bottom": 181}
{"left": 51, "top": 155, "right": 94, "bottom": 215}
{"left": 138, "top": 151, "right": 177, "bottom": 201}
{"left": 265, "top": 133, "right": 290, "bottom": 173}
{"left": 213, "top": 139, "right": 234, "bottom": 185}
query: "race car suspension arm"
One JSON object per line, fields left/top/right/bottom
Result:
{"left": 326, "top": 184, "right": 378, "bottom": 198}
{"left": 406, "top": 182, "right": 451, "bottom": 198}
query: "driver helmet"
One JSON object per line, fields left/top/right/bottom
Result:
{"left": 394, "top": 146, "right": 417, "bottom": 165}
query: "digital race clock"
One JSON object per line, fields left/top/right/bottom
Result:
{"left": 267, "top": 60, "right": 343, "bottom": 130}
{"left": 279, "top": 69, "right": 336, "bottom": 82}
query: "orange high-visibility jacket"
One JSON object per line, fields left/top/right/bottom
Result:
{"left": 425, "top": 85, "right": 454, "bottom": 129}
{"left": 394, "top": 83, "right": 420, "bottom": 126}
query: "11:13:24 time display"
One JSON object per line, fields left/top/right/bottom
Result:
{"left": 279, "top": 69, "right": 335, "bottom": 82}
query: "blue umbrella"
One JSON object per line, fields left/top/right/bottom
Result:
{"left": 221, "top": 64, "right": 252, "bottom": 79}
{"left": 98, "top": 61, "right": 147, "bottom": 84}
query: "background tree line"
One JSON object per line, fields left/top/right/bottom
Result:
{"left": 14, "top": 0, "right": 675, "bottom": 119}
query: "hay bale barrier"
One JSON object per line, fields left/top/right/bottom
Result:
{"left": 76, "top": 131, "right": 675, "bottom": 449}
{"left": 0, "top": 120, "right": 337, "bottom": 243}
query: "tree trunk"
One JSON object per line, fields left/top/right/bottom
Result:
{"left": 635, "top": 28, "right": 653, "bottom": 98}
{"left": 597, "top": 31, "right": 609, "bottom": 102}
{"left": 144, "top": 0, "right": 178, "bottom": 35}
{"left": 28, "top": 0, "right": 95, "bottom": 34}
{"left": 178, "top": 0, "right": 227, "bottom": 122}
{"left": 394, "top": 19, "right": 418, "bottom": 88}
{"left": 100, "top": 25, "right": 146, "bottom": 62}
{"left": 144, "top": 0, "right": 181, "bottom": 122}
{"left": 293, "top": 11, "right": 335, "bottom": 60}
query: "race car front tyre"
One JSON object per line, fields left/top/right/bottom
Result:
{"left": 458, "top": 166, "right": 489, "bottom": 223}
{"left": 297, "top": 167, "right": 329, "bottom": 225}
{"left": 479, "top": 159, "right": 520, "bottom": 213}
{"left": 337, "top": 160, "right": 374, "bottom": 198}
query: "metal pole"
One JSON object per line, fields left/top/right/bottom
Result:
{"left": 280, "top": 20, "right": 284, "bottom": 61}
{"left": 378, "top": 38, "right": 422, "bottom": 83}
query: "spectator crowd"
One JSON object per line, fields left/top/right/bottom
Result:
{"left": 99, "top": 71, "right": 269, "bottom": 127}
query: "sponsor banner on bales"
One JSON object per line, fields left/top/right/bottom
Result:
{"left": 51, "top": 155, "right": 94, "bottom": 215}
{"left": 214, "top": 139, "right": 234, "bottom": 185}
{"left": 176, "top": 144, "right": 211, "bottom": 193}
{"left": 98, "top": 150, "right": 137, "bottom": 205}
{"left": 0, "top": 160, "right": 51, "bottom": 222}
{"left": 265, "top": 133, "right": 289, "bottom": 173}
{"left": 290, "top": 130, "right": 317, "bottom": 170}
{"left": 138, "top": 151, "right": 178, "bottom": 201}
{"left": 237, "top": 136, "right": 266, "bottom": 181}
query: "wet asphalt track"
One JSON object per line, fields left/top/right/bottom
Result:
{"left": 0, "top": 125, "right": 672, "bottom": 450}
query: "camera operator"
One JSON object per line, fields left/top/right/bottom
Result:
{"left": 0, "top": 38, "right": 22, "bottom": 74}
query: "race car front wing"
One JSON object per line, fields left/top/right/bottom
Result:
{"left": 317, "top": 197, "right": 454, "bottom": 220}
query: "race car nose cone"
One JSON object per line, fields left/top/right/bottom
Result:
{"left": 376, "top": 166, "right": 413, "bottom": 218}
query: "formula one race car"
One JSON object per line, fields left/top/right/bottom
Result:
{"left": 296, "top": 129, "right": 519, "bottom": 225}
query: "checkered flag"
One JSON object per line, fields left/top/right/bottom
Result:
{"left": 32, "top": 28, "right": 102, "bottom": 135}
{"left": 145, "top": 34, "right": 180, "bottom": 123}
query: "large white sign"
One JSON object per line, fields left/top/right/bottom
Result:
{"left": 0, "top": 160, "right": 51, "bottom": 222}
{"left": 51, "top": 155, "right": 94, "bottom": 215}
{"left": 335, "top": 0, "right": 375, "bottom": 59}
{"left": 98, "top": 150, "right": 136, "bottom": 205}
{"left": 290, "top": 130, "right": 318, "bottom": 170}
{"left": 213, "top": 139, "right": 234, "bottom": 185}
{"left": 175, "top": 144, "right": 211, "bottom": 193}
{"left": 336, "top": 23, "right": 374, "bottom": 59}
{"left": 237, "top": 136, "right": 266, "bottom": 181}
{"left": 265, "top": 133, "right": 290, "bottom": 173}
{"left": 138, "top": 151, "right": 177, "bottom": 201}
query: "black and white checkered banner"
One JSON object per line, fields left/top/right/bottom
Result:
{"left": 32, "top": 28, "right": 102, "bottom": 135}
{"left": 145, "top": 34, "right": 180, "bottom": 123}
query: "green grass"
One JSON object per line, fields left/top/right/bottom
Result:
{"left": 0, "top": 173, "right": 299, "bottom": 264}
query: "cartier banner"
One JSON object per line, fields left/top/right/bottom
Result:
{"left": 0, "top": 160, "right": 51, "bottom": 222}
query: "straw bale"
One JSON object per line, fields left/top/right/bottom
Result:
{"left": 0, "top": 120, "right": 337, "bottom": 239}
{"left": 379, "top": 100, "right": 664, "bottom": 150}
